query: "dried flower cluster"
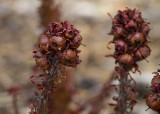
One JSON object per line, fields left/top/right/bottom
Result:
{"left": 108, "top": 8, "right": 151, "bottom": 69}
{"left": 146, "top": 68, "right": 160, "bottom": 113}
{"left": 107, "top": 8, "right": 151, "bottom": 113}
{"left": 29, "top": 21, "right": 82, "bottom": 114}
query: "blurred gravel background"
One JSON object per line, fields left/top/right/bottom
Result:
{"left": 0, "top": 0, "right": 160, "bottom": 113}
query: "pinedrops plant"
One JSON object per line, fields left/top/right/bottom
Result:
{"left": 29, "top": 21, "right": 82, "bottom": 114}
{"left": 37, "top": 1, "right": 79, "bottom": 113}
{"left": 146, "top": 67, "right": 160, "bottom": 114}
{"left": 107, "top": 8, "right": 151, "bottom": 114}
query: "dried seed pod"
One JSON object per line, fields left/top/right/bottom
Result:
{"left": 125, "top": 20, "right": 137, "bottom": 28}
{"left": 113, "top": 26, "right": 125, "bottom": 38}
{"left": 146, "top": 94, "right": 160, "bottom": 111}
{"left": 130, "top": 32, "right": 145, "bottom": 46}
{"left": 117, "top": 54, "right": 134, "bottom": 67}
{"left": 48, "top": 22, "right": 63, "bottom": 33}
{"left": 53, "top": 22, "right": 63, "bottom": 32}
{"left": 115, "top": 40, "right": 128, "bottom": 52}
{"left": 49, "top": 36, "right": 66, "bottom": 50}
{"left": 134, "top": 45, "right": 150, "bottom": 61}
{"left": 133, "top": 11, "right": 142, "bottom": 23}
{"left": 140, "top": 46, "right": 151, "bottom": 58}
{"left": 62, "top": 49, "right": 76, "bottom": 61}
{"left": 40, "top": 35, "right": 49, "bottom": 51}
{"left": 71, "top": 34, "right": 82, "bottom": 49}
{"left": 62, "top": 20, "right": 73, "bottom": 29}
{"left": 64, "top": 29, "right": 74, "bottom": 39}
{"left": 122, "top": 14, "right": 129, "bottom": 24}
{"left": 152, "top": 76, "right": 160, "bottom": 93}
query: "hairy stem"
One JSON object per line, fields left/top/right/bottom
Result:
{"left": 116, "top": 69, "right": 129, "bottom": 114}
{"left": 34, "top": 65, "right": 64, "bottom": 114}
{"left": 38, "top": 75, "right": 57, "bottom": 114}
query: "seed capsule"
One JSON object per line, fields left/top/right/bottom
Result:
{"left": 71, "top": 34, "right": 82, "bottom": 49}
{"left": 65, "top": 29, "right": 74, "bottom": 39}
{"left": 125, "top": 20, "right": 137, "bottom": 28}
{"left": 113, "top": 27, "right": 125, "bottom": 38}
{"left": 115, "top": 40, "right": 128, "bottom": 52}
{"left": 122, "top": 14, "right": 129, "bottom": 24}
{"left": 152, "top": 76, "right": 160, "bottom": 93}
{"left": 146, "top": 94, "right": 160, "bottom": 111}
{"left": 40, "top": 35, "right": 49, "bottom": 51}
{"left": 117, "top": 54, "right": 134, "bottom": 66}
{"left": 49, "top": 36, "right": 66, "bottom": 50}
{"left": 133, "top": 11, "right": 142, "bottom": 23}
{"left": 52, "top": 22, "right": 63, "bottom": 32}
{"left": 130, "top": 32, "right": 145, "bottom": 46}
{"left": 134, "top": 45, "right": 150, "bottom": 61}
{"left": 62, "top": 21, "right": 73, "bottom": 29}
{"left": 62, "top": 49, "right": 76, "bottom": 61}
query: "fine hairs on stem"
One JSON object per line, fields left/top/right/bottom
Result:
{"left": 107, "top": 8, "right": 151, "bottom": 114}
{"left": 29, "top": 21, "right": 83, "bottom": 114}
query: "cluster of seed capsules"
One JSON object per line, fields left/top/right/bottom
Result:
{"left": 108, "top": 8, "right": 151, "bottom": 70}
{"left": 34, "top": 21, "right": 82, "bottom": 68}
{"left": 30, "top": 21, "right": 82, "bottom": 113}
{"left": 146, "top": 69, "right": 160, "bottom": 112}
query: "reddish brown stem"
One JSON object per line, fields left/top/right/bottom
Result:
{"left": 12, "top": 95, "right": 19, "bottom": 114}
{"left": 116, "top": 69, "right": 129, "bottom": 114}
{"left": 72, "top": 71, "right": 116, "bottom": 114}
{"left": 36, "top": 71, "right": 60, "bottom": 114}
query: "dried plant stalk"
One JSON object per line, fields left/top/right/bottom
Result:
{"left": 118, "top": 70, "right": 128, "bottom": 114}
{"left": 39, "top": 0, "right": 61, "bottom": 28}
{"left": 29, "top": 21, "right": 82, "bottom": 114}
{"left": 107, "top": 8, "right": 151, "bottom": 113}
